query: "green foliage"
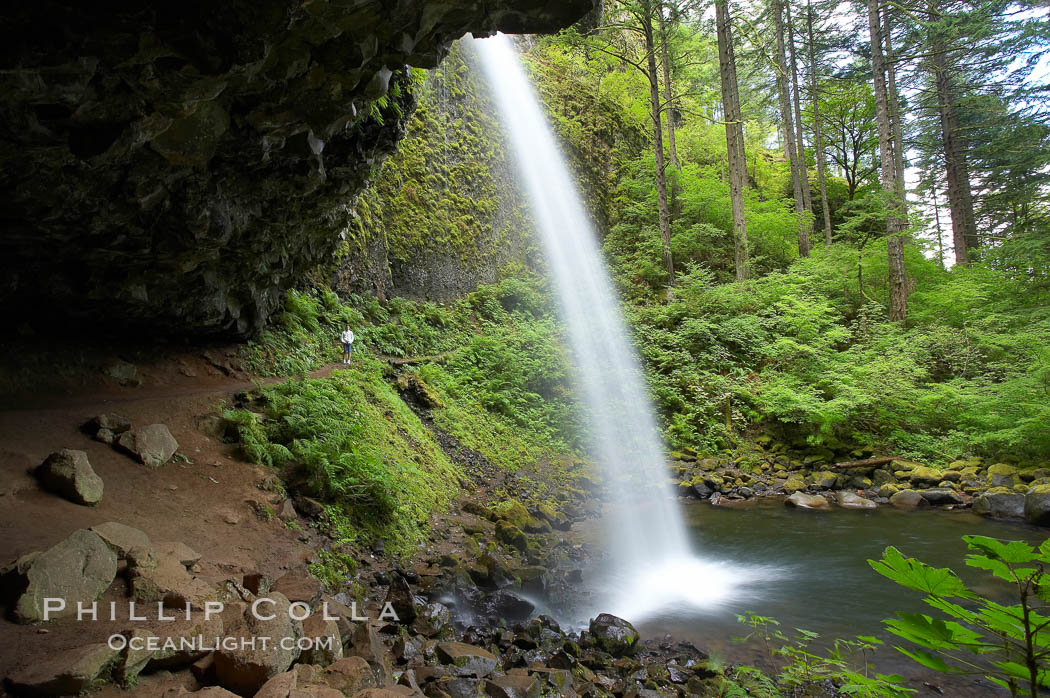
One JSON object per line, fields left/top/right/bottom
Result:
{"left": 870, "top": 536, "right": 1050, "bottom": 697}
{"left": 225, "top": 361, "right": 460, "bottom": 553}
{"left": 732, "top": 612, "right": 914, "bottom": 697}
{"left": 309, "top": 549, "right": 358, "bottom": 592}
{"left": 628, "top": 242, "right": 1050, "bottom": 462}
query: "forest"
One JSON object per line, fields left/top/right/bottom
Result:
{"left": 1, "top": 0, "right": 1049, "bottom": 696}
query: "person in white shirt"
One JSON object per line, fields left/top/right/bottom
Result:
{"left": 340, "top": 325, "right": 355, "bottom": 364}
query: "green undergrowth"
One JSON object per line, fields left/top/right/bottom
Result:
{"left": 626, "top": 246, "right": 1050, "bottom": 465}
{"left": 225, "top": 360, "right": 460, "bottom": 554}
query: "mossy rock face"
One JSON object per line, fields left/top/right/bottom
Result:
{"left": 808, "top": 471, "right": 839, "bottom": 490}
{"left": 907, "top": 466, "right": 940, "bottom": 487}
{"left": 988, "top": 464, "right": 1021, "bottom": 488}
{"left": 494, "top": 520, "right": 529, "bottom": 552}
{"left": 878, "top": 484, "right": 900, "bottom": 498}
{"left": 892, "top": 460, "right": 922, "bottom": 472}
{"left": 784, "top": 476, "right": 806, "bottom": 493}
{"left": 589, "top": 613, "right": 639, "bottom": 657}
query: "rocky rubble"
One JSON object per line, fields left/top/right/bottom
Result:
{"left": 672, "top": 447, "right": 1050, "bottom": 525}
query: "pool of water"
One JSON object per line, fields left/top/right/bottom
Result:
{"left": 560, "top": 498, "right": 1048, "bottom": 694}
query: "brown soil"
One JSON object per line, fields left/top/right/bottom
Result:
{"left": 0, "top": 350, "right": 334, "bottom": 694}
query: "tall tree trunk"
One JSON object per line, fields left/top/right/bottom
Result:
{"left": 716, "top": 0, "right": 750, "bottom": 281}
{"left": 867, "top": 0, "right": 907, "bottom": 321}
{"left": 774, "top": 0, "right": 810, "bottom": 257}
{"left": 786, "top": 3, "right": 813, "bottom": 216}
{"left": 642, "top": 5, "right": 675, "bottom": 292}
{"left": 882, "top": 6, "right": 907, "bottom": 206}
{"left": 932, "top": 185, "right": 946, "bottom": 270}
{"left": 805, "top": 1, "right": 833, "bottom": 243}
{"left": 659, "top": 6, "right": 680, "bottom": 170}
{"left": 929, "top": 10, "right": 978, "bottom": 265}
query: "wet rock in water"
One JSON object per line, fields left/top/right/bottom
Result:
{"left": 5, "top": 529, "right": 117, "bottom": 623}
{"left": 436, "top": 642, "right": 500, "bottom": 678}
{"left": 919, "top": 488, "right": 965, "bottom": 506}
{"left": 1024, "top": 484, "right": 1050, "bottom": 526}
{"left": 214, "top": 592, "right": 302, "bottom": 695}
{"left": 784, "top": 492, "right": 831, "bottom": 511}
{"left": 690, "top": 481, "right": 714, "bottom": 499}
{"left": 34, "top": 448, "right": 104, "bottom": 505}
{"left": 737, "top": 486, "right": 754, "bottom": 498}
{"left": 589, "top": 613, "right": 639, "bottom": 656}
{"left": 836, "top": 491, "right": 877, "bottom": 509}
{"left": 383, "top": 573, "right": 419, "bottom": 624}
{"left": 974, "top": 492, "right": 1025, "bottom": 519}
{"left": 808, "top": 471, "right": 839, "bottom": 490}
{"left": 89, "top": 521, "right": 151, "bottom": 558}
{"left": 889, "top": 489, "right": 927, "bottom": 509}
{"left": 117, "top": 424, "right": 179, "bottom": 467}
{"left": 5, "top": 642, "right": 120, "bottom": 695}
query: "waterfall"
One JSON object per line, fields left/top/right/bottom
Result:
{"left": 473, "top": 34, "right": 768, "bottom": 623}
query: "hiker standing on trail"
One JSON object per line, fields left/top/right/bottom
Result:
{"left": 340, "top": 325, "right": 355, "bottom": 364}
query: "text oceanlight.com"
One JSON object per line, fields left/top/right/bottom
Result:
{"left": 107, "top": 634, "right": 338, "bottom": 653}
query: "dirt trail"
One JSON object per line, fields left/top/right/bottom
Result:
{"left": 0, "top": 352, "right": 351, "bottom": 688}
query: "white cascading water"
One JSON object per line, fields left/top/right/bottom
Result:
{"left": 474, "top": 34, "right": 769, "bottom": 622}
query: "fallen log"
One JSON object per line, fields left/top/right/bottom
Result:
{"left": 828, "top": 456, "right": 898, "bottom": 470}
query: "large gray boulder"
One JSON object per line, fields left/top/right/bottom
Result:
{"left": 213, "top": 592, "right": 302, "bottom": 695}
{"left": 974, "top": 492, "right": 1025, "bottom": 519}
{"left": 589, "top": 613, "right": 639, "bottom": 656}
{"left": 117, "top": 424, "right": 178, "bottom": 467}
{"left": 918, "top": 488, "right": 966, "bottom": 506}
{"left": 5, "top": 643, "right": 120, "bottom": 695}
{"left": 34, "top": 449, "right": 103, "bottom": 505}
{"left": 5, "top": 529, "right": 118, "bottom": 623}
{"left": 836, "top": 491, "right": 877, "bottom": 510}
{"left": 889, "top": 490, "right": 928, "bottom": 509}
{"left": 1024, "top": 485, "right": 1050, "bottom": 526}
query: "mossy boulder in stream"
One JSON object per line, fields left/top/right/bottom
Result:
{"left": 589, "top": 613, "right": 639, "bottom": 656}
{"left": 1023, "top": 484, "right": 1050, "bottom": 526}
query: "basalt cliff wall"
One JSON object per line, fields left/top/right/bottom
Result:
{"left": 0, "top": 0, "right": 595, "bottom": 336}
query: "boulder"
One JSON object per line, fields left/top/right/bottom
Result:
{"left": 5, "top": 643, "right": 120, "bottom": 695}
{"left": 987, "top": 463, "right": 1020, "bottom": 488}
{"left": 154, "top": 540, "right": 202, "bottom": 568}
{"left": 128, "top": 547, "right": 216, "bottom": 609}
{"left": 117, "top": 424, "right": 179, "bottom": 467}
{"left": 93, "top": 413, "right": 132, "bottom": 433}
{"left": 435, "top": 642, "right": 500, "bottom": 678}
{"left": 34, "top": 449, "right": 104, "bottom": 505}
{"left": 908, "top": 466, "right": 943, "bottom": 487}
{"left": 973, "top": 492, "right": 1025, "bottom": 519}
{"left": 918, "top": 488, "right": 965, "bottom": 506}
{"left": 89, "top": 521, "right": 151, "bottom": 558}
{"left": 6, "top": 529, "right": 117, "bottom": 623}
{"left": 1024, "top": 484, "right": 1050, "bottom": 526}
{"left": 495, "top": 520, "right": 530, "bottom": 552}
{"left": 272, "top": 573, "right": 323, "bottom": 606}
{"left": 348, "top": 623, "right": 394, "bottom": 685}
{"left": 588, "top": 613, "right": 639, "bottom": 656}
{"left": 383, "top": 573, "right": 418, "bottom": 624}
{"left": 486, "top": 674, "right": 541, "bottom": 698}
{"left": 808, "top": 471, "right": 839, "bottom": 489}
{"left": 889, "top": 490, "right": 927, "bottom": 509}
{"left": 214, "top": 592, "right": 302, "bottom": 695}
{"left": 412, "top": 602, "right": 452, "bottom": 638}
{"left": 324, "top": 657, "right": 378, "bottom": 695}
{"left": 836, "top": 491, "right": 877, "bottom": 510}
{"left": 784, "top": 492, "right": 831, "bottom": 511}
{"left": 783, "top": 476, "right": 806, "bottom": 493}
{"left": 299, "top": 615, "right": 343, "bottom": 667}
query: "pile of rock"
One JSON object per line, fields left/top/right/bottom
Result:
{"left": 674, "top": 453, "right": 1050, "bottom": 525}
{"left": 88, "top": 413, "right": 180, "bottom": 468}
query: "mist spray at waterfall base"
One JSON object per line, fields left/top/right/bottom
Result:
{"left": 473, "top": 34, "right": 776, "bottom": 624}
